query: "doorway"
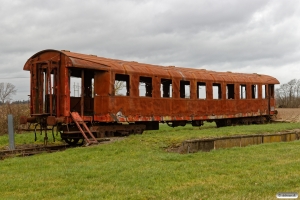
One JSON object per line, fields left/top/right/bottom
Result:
{"left": 69, "top": 69, "right": 94, "bottom": 116}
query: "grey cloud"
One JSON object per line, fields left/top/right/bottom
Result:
{"left": 0, "top": 0, "right": 299, "bottom": 100}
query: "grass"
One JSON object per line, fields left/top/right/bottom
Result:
{"left": 0, "top": 131, "right": 64, "bottom": 149}
{"left": 145, "top": 122, "right": 300, "bottom": 147}
{"left": 0, "top": 122, "right": 300, "bottom": 199}
{"left": 2, "top": 121, "right": 299, "bottom": 149}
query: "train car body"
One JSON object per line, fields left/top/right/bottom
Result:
{"left": 21, "top": 49, "right": 279, "bottom": 144}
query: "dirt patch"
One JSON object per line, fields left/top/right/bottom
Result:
{"left": 0, "top": 143, "right": 54, "bottom": 151}
{"left": 0, "top": 137, "right": 125, "bottom": 151}
{"left": 276, "top": 108, "right": 300, "bottom": 122}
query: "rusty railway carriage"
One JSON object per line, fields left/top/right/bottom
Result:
{"left": 21, "top": 49, "right": 279, "bottom": 145}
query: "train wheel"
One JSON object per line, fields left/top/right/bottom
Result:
{"left": 64, "top": 138, "right": 80, "bottom": 145}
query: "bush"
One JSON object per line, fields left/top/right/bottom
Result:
{"left": 0, "top": 103, "right": 30, "bottom": 135}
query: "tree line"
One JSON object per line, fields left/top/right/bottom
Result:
{"left": 275, "top": 79, "right": 300, "bottom": 108}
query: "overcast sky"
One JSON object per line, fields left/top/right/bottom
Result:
{"left": 1, "top": 0, "right": 299, "bottom": 101}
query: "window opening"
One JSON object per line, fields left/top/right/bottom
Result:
{"left": 226, "top": 84, "right": 234, "bottom": 99}
{"left": 161, "top": 79, "right": 172, "bottom": 98}
{"left": 240, "top": 84, "right": 247, "bottom": 99}
{"left": 115, "top": 74, "right": 129, "bottom": 96}
{"left": 213, "top": 83, "right": 222, "bottom": 99}
{"left": 139, "top": 76, "right": 152, "bottom": 97}
{"left": 251, "top": 84, "right": 258, "bottom": 99}
{"left": 46, "top": 72, "right": 56, "bottom": 115}
{"left": 70, "top": 77, "right": 81, "bottom": 97}
{"left": 197, "top": 82, "right": 206, "bottom": 99}
{"left": 69, "top": 69, "right": 84, "bottom": 97}
{"left": 262, "top": 85, "right": 266, "bottom": 99}
{"left": 269, "top": 84, "right": 274, "bottom": 98}
{"left": 91, "top": 78, "right": 94, "bottom": 98}
{"left": 180, "top": 80, "right": 190, "bottom": 98}
{"left": 48, "top": 73, "right": 55, "bottom": 95}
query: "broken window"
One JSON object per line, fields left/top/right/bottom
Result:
{"left": 240, "top": 84, "right": 246, "bottom": 99}
{"left": 251, "top": 84, "right": 258, "bottom": 99}
{"left": 262, "top": 84, "right": 266, "bottom": 99}
{"left": 213, "top": 83, "right": 222, "bottom": 99}
{"left": 115, "top": 74, "right": 129, "bottom": 96}
{"left": 180, "top": 80, "right": 190, "bottom": 99}
{"left": 197, "top": 82, "right": 206, "bottom": 99}
{"left": 226, "top": 84, "right": 234, "bottom": 99}
{"left": 139, "top": 76, "right": 152, "bottom": 97}
{"left": 161, "top": 79, "right": 172, "bottom": 98}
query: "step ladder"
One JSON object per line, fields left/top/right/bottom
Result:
{"left": 70, "top": 112, "right": 98, "bottom": 145}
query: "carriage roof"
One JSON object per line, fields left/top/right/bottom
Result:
{"left": 24, "top": 49, "right": 280, "bottom": 84}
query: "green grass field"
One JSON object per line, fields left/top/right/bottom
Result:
{"left": 1, "top": 122, "right": 300, "bottom": 199}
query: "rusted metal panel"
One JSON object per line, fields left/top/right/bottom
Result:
{"left": 152, "top": 77, "right": 160, "bottom": 98}
{"left": 94, "top": 71, "right": 112, "bottom": 95}
{"left": 225, "top": 100, "right": 237, "bottom": 114}
{"left": 153, "top": 98, "right": 172, "bottom": 115}
{"left": 172, "top": 99, "right": 188, "bottom": 115}
{"left": 209, "top": 73, "right": 225, "bottom": 82}
{"left": 130, "top": 97, "right": 154, "bottom": 116}
{"left": 69, "top": 57, "right": 110, "bottom": 70}
{"left": 128, "top": 73, "right": 139, "bottom": 97}
{"left": 92, "top": 109, "right": 270, "bottom": 123}
{"left": 94, "top": 96, "right": 110, "bottom": 115}
{"left": 194, "top": 99, "right": 208, "bottom": 115}
{"left": 204, "top": 100, "right": 225, "bottom": 116}
{"left": 24, "top": 51, "right": 61, "bottom": 70}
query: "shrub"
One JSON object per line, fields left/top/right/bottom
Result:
{"left": 0, "top": 103, "right": 30, "bottom": 135}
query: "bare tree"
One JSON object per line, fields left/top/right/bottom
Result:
{"left": 296, "top": 79, "right": 300, "bottom": 98}
{"left": 276, "top": 79, "right": 300, "bottom": 108}
{"left": 0, "top": 83, "right": 17, "bottom": 103}
{"left": 114, "top": 81, "right": 125, "bottom": 95}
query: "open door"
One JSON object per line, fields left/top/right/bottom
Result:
{"left": 268, "top": 84, "right": 275, "bottom": 115}
{"left": 31, "top": 61, "right": 58, "bottom": 116}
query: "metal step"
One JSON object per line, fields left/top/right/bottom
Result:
{"left": 70, "top": 112, "right": 98, "bottom": 145}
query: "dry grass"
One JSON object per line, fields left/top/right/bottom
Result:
{"left": 276, "top": 108, "right": 300, "bottom": 122}
{"left": 0, "top": 103, "right": 29, "bottom": 135}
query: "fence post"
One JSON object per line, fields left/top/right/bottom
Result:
{"left": 8, "top": 114, "right": 15, "bottom": 150}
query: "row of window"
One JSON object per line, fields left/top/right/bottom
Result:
{"left": 115, "top": 74, "right": 273, "bottom": 100}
